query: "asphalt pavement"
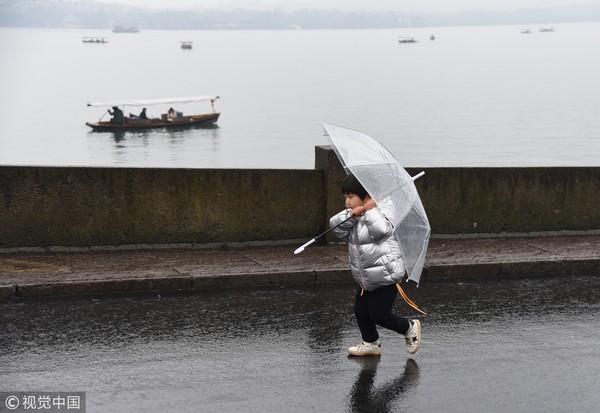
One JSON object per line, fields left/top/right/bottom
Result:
{"left": 2, "top": 233, "right": 600, "bottom": 412}
{"left": 1, "top": 232, "right": 599, "bottom": 300}
{"left": 2, "top": 276, "right": 600, "bottom": 412}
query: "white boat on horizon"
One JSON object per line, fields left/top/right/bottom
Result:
{"left": 112, "top": 25, "right": 139, "bottom": 33}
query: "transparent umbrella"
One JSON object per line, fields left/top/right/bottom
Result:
{"left": 322, "top": 123, "right": 430, "bottom": 286}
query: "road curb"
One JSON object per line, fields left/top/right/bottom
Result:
{"left": 3, "top": 258, "right": 599, "bottom": 301}
{"left": 15, "top": 276, "right": 194, "bottom": 299}
{"left": 0, "top": 285, "right": 17, "bottom": 299}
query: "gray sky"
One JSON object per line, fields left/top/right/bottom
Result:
{"left": 95, "top": 0, "right": 600, "bottom": 13}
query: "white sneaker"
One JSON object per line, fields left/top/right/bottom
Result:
{"left": 348, "top": 341, "right": 381, "bottom": 356}
{"left": 404, "top": 320, "right": 421, "bottom": 354}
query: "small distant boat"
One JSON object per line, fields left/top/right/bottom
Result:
{"left": 398, "top": 37, "right": 418, "bottom": 44}
{"left": 521, "top": 29, "right": 531, "bottom": 34}
{"left": 86, "top": 96, "right": 220, "bottom": 131}
{"left": 112, "top": 25, "right": 139, "bottom": 33}
{"left": 430, "top": 35, "right": 435, "bottom": 41}
{"left": 539, "top": 27, "right": 555, "bottom": 32}
{"left": 180, "top": 41, "right": 193, "bottom": 50}
{"left": 82, "top": 37, "right": 108, "bottom": 43}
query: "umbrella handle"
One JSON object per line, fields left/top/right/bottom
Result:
{"left": 412, "top": 171, "right": 425, "bottom": 181}
{"left": 293, "top": 215, "right": 353, "bottom": 254}
{"left": 294, "top": 239, "right": 315, "bottom": 255}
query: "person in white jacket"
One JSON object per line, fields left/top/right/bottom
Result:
{"left": 330, "top": 174, "right": 421, "bottom": 356}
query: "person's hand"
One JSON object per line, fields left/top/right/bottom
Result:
{"left": 364, "top": 199, "right": 377, "bottom": 211}
{"left": 351, "top": 205, "right": 366, "bottom": 217}
{"left": 351, "top": 199, "right": 377, "bottom": 217}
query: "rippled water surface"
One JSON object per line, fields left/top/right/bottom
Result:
{"left": 1, "top": 23, "right": 599, "bottom": 169}
{"left": 1, "top": 276, "right": 599, "bottom": 412}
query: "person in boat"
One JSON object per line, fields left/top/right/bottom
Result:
{"left": 329, "top": 173, "right": 421, "bottom": 357}
{"left": 139, "top": 108, "right": 148, "bottom": 119}
{"left": 167, "top": 107, "right": 177, "bottom": 120}
{"left": 108, "top": 106, "right": 124, "bottom": 124}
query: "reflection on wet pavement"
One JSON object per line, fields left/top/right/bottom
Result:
{"left": 1, "top": 276, "right": 599, "bottom": 412}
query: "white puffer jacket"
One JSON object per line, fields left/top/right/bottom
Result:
{"left": 330, "top": 206, "right": 406, "bottom": 292}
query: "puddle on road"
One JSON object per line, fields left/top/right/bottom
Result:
{"left": 1, "top": 276, "right": 599, "bottom": 412}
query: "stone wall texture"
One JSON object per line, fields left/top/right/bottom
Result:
{"left": 1, "top": 147, "right": 599, "bottom": 248}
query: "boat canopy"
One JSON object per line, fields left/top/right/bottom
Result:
{"left": 87, "top": 96, "right": 219, "bottom": 107}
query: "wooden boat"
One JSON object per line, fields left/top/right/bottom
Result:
{"left": 181, "top": 41, "right": 193, "bottom": 49}
{"left": 86, "top": 96, "right": 220, "bottom": 131}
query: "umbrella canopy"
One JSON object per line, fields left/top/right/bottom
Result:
{"left": 322, "top": 123, "right": 430, "bottom": 285}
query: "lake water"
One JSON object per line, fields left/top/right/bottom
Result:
{"left": 0, "top": 23, "right": 599, "bottom": 169}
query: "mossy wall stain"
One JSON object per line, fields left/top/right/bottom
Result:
{"left": 0, "top": 166, "right": 324, "bottom": 247}
{"left": 417, "top": 167, "right": 600, "bottom": 233}
{"left": 1, "top": 158, "right": 600, "bottom": 248}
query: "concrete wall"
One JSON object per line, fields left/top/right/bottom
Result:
{"left": 315, "top": 145, "right": 600, "bottom": 235}
{"left": 0, "top": 166, "right": 324, "bottom": 248}
{"left": 1, "top": 147, "right": 599, "bottom": 248}
{"left": 416, "top": 166, "right": 600, "bottom": 234}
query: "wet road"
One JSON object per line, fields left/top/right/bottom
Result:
{"left": 1, "top": 276, "right": 599, "bottom": 412}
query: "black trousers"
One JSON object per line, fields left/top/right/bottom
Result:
{"left": 354, "top": 284, "right": 411, "bottom": 343}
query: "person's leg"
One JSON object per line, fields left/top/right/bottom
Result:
{"left": 365, "top": 284, "right": 410, "bottom": 335}
{"left": 354, "top": 287, "right": 379, "bottom": 343}
{"left": 349, "top": 288, "right": 382, "bottom": 356}
{"left": 366, "top": 284, "right": 422, "bottom": 353}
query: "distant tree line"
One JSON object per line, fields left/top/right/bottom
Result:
{"left": 1, "top": 0, "right": 599, "bottom": 29}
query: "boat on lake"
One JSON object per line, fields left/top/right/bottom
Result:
{"left": 398, "top": 37, "right": 418, "bottom": 44}
{"left": 82, "top": 37, "right": 108, "bottom": 43}
{"left": 112, "top": 25, "right": 139, "bottom": 33}
{"left": 181, "top": 41, "right": 193, "bottom": 49}
{"left": 539, "top": 27, "right": 555, "bottom": 32}
{"left": 86, "top": 96, "right": 220, "bottom": 131}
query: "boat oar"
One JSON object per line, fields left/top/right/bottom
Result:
{"left": 294, "top": 215, "right": 354, "bottom": 255}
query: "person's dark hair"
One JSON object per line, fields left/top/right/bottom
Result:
{"left": 341, "top": 174, "right": 368, "bottom": 200}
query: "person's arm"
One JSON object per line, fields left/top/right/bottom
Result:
{"left": 329, "top": 209, "right": 355, "bottom": 240}
{"left": 363, "top": 201, "right": 394, "bottom": 242}
{"left": 350, "top": 198, "right": 377, "bottom": 217}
